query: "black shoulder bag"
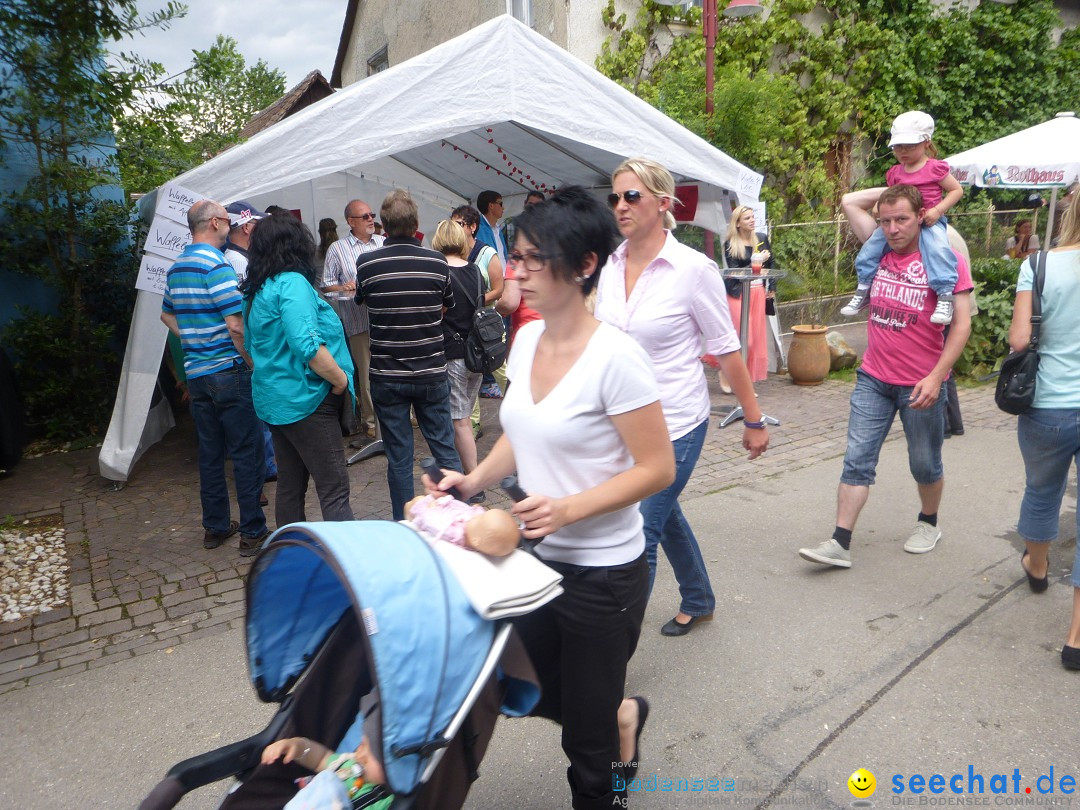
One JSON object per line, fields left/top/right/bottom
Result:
{"left": 995, "top": 251, "right": 1046, "bottom": 415}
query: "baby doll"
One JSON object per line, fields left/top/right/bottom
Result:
{"left": 262, "top": 735, "right": 392, "bottom": 809}
{"left": 404, "top": 493, "right": 519, "bottom": 557}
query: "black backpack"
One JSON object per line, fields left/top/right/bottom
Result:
{"left": 463, "top": 267, "right": 507, "bottom": 374}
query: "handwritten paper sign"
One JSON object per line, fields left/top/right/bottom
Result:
{"left": 155, "top": 183, "right": 202, "bottom": 226}
{"left": 737, "top": 169, "right": 764, "bottom": 203}
{"left": 135, "top": 252, "right": 172, "bottom": 295}
{"left": 145, "top": 216, "right": 192, "bottom": 259}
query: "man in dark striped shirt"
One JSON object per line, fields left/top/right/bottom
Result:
{"left": 355, "top": 189, "right": 462, "bottom": 519}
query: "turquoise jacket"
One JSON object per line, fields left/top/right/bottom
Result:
{"left": 244, "top": 271, "right": 355, "bottom": 425}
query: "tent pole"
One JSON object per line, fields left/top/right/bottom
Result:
{"left": 1046, "top": 188, "right": 1059, "bottom": 247}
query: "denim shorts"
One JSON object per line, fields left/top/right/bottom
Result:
{"left": 841, "top": 370, "right": 946, "bottom": 487}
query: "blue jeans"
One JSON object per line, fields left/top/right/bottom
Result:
{"left": 187, "top": 364, "right": 266, "bottom": 538}
{"left": 639, "top": 419, "right": 715, "bottom": 617}
{"left": 841, "top": 370, "right": 945, "bottom": 487}
{"left": 371, "top": 376, "right": 461, "bottom": 520}
{"left": 1017, "top": 409, "right": 1080, "bottom": 587}
{"left": 854, "top": 219, "right": 958, "bottom": 298}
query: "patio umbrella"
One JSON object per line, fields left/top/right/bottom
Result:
{"left": 946, "top": 111, "right": 1080, "bottom": 245}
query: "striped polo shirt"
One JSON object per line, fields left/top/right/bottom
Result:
{"left": 354, "top": 237, "right": 453, "bottom": 381}
{"left": 161, "top": 242, "right": 244, "bottom": 380}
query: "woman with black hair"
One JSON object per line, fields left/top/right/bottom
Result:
{"left": 241, "top": 214, "right": 356, "bottom": 531}
{"left": 426, "top": 187, "right": 675, "bottom": 809}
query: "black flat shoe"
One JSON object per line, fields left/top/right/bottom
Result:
{"left": 1062, "top": 646, "right": 1080, "bottom": 670}
{"left": 660, "top": 613, "right": 713, "bottom": 637}
{"left": 1021, "top": 550, "right": 1049, "bottom": 593}
{"left": 625, "top": 696, "right": 649, "bottom": 780}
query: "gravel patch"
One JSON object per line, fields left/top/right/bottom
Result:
{"left": 1, "top": 523, "right": 70, "bottom": 623}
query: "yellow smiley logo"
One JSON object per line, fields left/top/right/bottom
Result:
{"left": 848, "top": 768, "right": 876, "bottom": 798}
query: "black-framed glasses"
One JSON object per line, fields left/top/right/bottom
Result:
{"left": 607, "top": 190, "right": 644, "bottom": 207}
{"left": 507, "top": 251, "right": 554, "bottom": 272}
{"left": 349, "top": 212, "right": 376, "bottom": 220}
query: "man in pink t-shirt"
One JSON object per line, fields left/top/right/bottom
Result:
{"left": 799, "top": 184, "right": 973, "bottom": 569}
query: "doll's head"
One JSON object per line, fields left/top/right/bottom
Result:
{"left": 464, "top": 509, "right": 519, "bottom": 557}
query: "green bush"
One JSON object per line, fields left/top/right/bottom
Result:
{"left": 954, "top": 258, "right": 1020, "bottom": 380}
{"left": 1, "top": 309, "right": 120, "bottom": 441}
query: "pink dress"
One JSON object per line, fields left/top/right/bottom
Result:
{"left": 408, "top": 494, "right": 484, "bottom": 547}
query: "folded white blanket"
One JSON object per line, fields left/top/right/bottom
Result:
{"left": 420, "top": 532, "right": 564, "bottom": 620}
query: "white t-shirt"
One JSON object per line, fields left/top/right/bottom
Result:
{"left": 501, "top": 320, "right": 660, "bottom": 567}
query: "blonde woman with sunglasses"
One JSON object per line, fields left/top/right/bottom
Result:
{"left": 595, "top": 157, "right": 768, "bottom": 640}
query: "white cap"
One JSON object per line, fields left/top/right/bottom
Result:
{"left": 889, "top": 111, "right": 935, "bottom": 147}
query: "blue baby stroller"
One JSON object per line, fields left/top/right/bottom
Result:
{"left": 139, "top": 519, "right": 540, "bottom": 809}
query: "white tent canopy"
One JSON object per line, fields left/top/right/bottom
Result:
{"left": 946, "top": 112, "right": 1080, "bottom": 245}
{"left": 102, "top": 14, "right": 762, "bottom": 482}
{"left": 148, "top": 14, "right": 761, "bottom": 232}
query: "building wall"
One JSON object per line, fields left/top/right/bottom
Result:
{"left": 339, "top": 0, "right": 641, "bottom": 85}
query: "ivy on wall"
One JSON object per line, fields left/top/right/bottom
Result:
{"left": 597, "top": 0, "right": 1080, "bottom": 220}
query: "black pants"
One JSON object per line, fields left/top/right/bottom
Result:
{"left": 269, "top": 391, "right": 353, "bottom": 524}
{"left": 512, "top": 553, "right": 648, "bottom": 810}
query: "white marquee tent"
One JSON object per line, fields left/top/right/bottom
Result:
{"left": 99, "top": 14, "right": 763, "bottom": 481}
{"left": 946, "top": 111, "right": 1080, "bottom": 245}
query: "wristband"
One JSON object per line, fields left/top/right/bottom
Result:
{"left": 744, "top": 420, "right": 767, "bottom": 430}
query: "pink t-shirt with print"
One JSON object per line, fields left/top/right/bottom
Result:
{"left": 886, "top": 158, "right": 950, "bottom": 210}
{"left": 859, "top": 249, "right": 973, "bottom": 387}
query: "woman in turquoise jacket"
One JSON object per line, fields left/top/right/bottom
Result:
{"left": 241, "top": 215, "right": 356, "bottom": 529}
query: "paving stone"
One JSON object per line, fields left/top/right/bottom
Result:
{"left": 26, "top": 662, "right": 89, "bottom": 687}
{"left": 132, "top": 609, "right": 167, "bottom": 628}
{"left": 0, "top": 659, "right": 56, "bottom": 686}
{"left": 32, "top": 618, "right": 77, "bottom": 642}
{"left": 31, "top": 606, "right": 73, "bottom": 626}
{"left": 77, "top": 607, "right": 122, "bottom": 628}
{"left": 37, "top": 629, "right": 91, "bottom": 653}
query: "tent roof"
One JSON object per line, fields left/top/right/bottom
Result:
{"left": 169, "top": 15, "right": 762, "bottom": 222}
{"left": 946, "top": 112, "right": 1080, "bottom": 189}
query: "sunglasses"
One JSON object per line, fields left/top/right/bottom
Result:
{"left": 349, "top": 212, "right": 376, "bottom": 221}
{"left": 607, "top": 190, "right": 644, "bottom": 207}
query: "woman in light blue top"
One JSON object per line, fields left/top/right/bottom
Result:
{"left": 1007, "top": 197, "right": 1080, "bottom": 671}
{"left": 241, "top": 214, "right": 356, "bottom": 526}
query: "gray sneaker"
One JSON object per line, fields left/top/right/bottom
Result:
{"left": 798, "top": 538, "right": 851, "bottom": 568}
{"left": 904, "top": 522, "right": 941, "bottom": 554}
{"left": 840, "top": 289, "right": 871, "bottom": 317}
{"left": 930, "top": 297, "right": 954, "bottom": 325}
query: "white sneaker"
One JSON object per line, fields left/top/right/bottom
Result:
{"left": 798, "top": 538, "right": 852, "bottom": 568}
{"left": 904, "top": 522, "right": 941, "bottom": 554}
{"left": 840, "top": 290, "right": 870, "bottom": 317}
{"left": 930, "top": 298, "right": 953, "bottom": 325}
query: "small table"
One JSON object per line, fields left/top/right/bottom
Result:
{"left": 718, "top": 269, "right": 786, "bottom": 429}
{"left": 324, "top": 292, "right": 386, "bottom": 465}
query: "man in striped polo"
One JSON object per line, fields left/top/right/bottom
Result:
{"left": 161, "top": 200, "right": 268, "bottom": 554}
{"left": 355, "top": 189, "right": 462, "bottom": 520}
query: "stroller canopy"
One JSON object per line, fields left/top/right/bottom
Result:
{"left": 245, "top": 521, "right": 496, "bottom": 795}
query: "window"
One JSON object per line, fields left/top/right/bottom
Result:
{"left": 508, "top": 0, "right": 532, "bottom": 26}
{"left": 367, "top": 46, "right": 389, "bottom": 76}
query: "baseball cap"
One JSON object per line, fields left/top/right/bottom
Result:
{"left": 225, "top": 201, "right": 266, "bottom": 229}
{"left": 888, "top": 111, "right": 935, "bottom": 147}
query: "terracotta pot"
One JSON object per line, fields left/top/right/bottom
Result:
{"left": 788, "top": 324, "right": 830, "bottom": 386}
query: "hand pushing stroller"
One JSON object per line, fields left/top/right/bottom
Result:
{"left": 139, "top": 519, "right": 540, "bottom": 809}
